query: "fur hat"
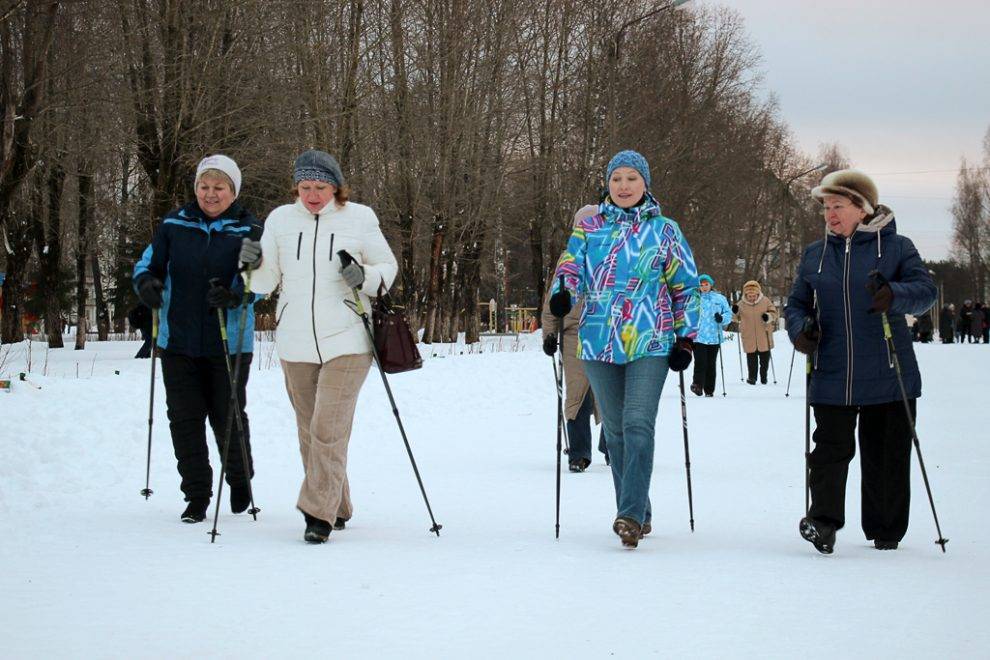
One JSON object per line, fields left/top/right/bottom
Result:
{"left": 195, "top": 154, "right": 241, "bottom": 197}
{"left": 699, "top": 274, "right": 714, "bottom": 286}
{"left": 606, "top": 150, "right": 651, "bottom": 188}
{"left": 743, "top": 280, "right": 762, "bottom": 294}
{"left": 811, "top": 169, "right": 878, "bottom": 215}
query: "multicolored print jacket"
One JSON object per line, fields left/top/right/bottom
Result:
{"left": 552, "top": 195, "right": 700, "bottom": 364}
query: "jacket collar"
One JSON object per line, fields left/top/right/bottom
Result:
{"left": 295, "top": 198, "right": 344, "bottom": 218}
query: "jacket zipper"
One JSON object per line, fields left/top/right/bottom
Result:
{"left": 329, "top": 233, "right": 335, "bottom": 261}
{"left": 842, "top": 237, "right": 854, "bottom": 405}
{"left": 296, "top": 232, "right": 302, "bottom": 259}
{"left": 311, "top": 214, "right": 324, "bottom": 364}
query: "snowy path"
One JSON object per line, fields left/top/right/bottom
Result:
{"left": 1, "top": 335, "right": 987, "bottom": 658}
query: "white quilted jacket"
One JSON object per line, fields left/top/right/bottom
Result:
{"left": 251, "top": 199, "right": 398, "bottom": 364}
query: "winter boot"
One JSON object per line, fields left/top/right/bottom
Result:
{"left": 799, "top": 516, "right": 836, "bottom": 554}
{"left": 613, "top": 517, "right": 642, "bottom": 548}
{"left": 639, "top": 521, "right": 653, "bottom": 539}
{"left": 874, "top": 540, "right": 899, "bottom": 550}
{"left": 181, "top": 498, "right": 210, "bottom": 524}
{"left": 333, "top": 517, "right": 347, "bottom": 531}
{"left": 230, "top": 483, "right": 251, "bottom": 514}
{"left": 689, "top": 383, "right": 703, "bottom": 396}
{"left": 303, "top": 511, "right": 332, "bottom": 544}
{"left": 568, "top": 457, "right": 591, "bottom": 473}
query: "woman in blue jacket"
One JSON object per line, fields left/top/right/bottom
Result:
{"left": 786, "top": 169, "right": 936, "bottom": 554}
{"left": 133, "top": 155, "right": 261, "bottom": 524}
{"left": 549, "top": 150, "right": 700, "bottom": 548}
{"left": 691, "top": 274, "right": 732, "bottom": 397}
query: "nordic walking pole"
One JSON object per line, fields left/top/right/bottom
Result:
{"left": 209, "top": 272, "right": 261, "bottom": 542}
{"left": 339, "top": 250, "right": 442, "bottom": 537}
{"left": 765, "top": 329, "right": 778, "bottom": 384}
{"left": 678, "top": 370, "right": 695, "bottom": 531}
{"left": 804, "top": 351, "right": 812, "bottom": 516}
{"left": 869, "top": 274, "right": 948, "bottom": 552}
{"left": 554, "top": 275, "right": 566, "bottom": 539}
{"left": 551, "top": 357, "right": 570, "bottom": 454}
{"left": 785, "top": 344, "right": 797, "bottom": 397}
{"left": 718, "top": 341, "right": 727, "bottom": 397}
{"left": 141, "top": 309, "right": 158, "bottom": 499}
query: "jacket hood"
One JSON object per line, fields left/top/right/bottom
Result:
{"left": 741, "top": 292, "right": 765, "bottom": 306}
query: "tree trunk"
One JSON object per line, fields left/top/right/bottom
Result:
{"left": 421, "top": 216, "right": 445, "bottom": 344}
{"left": 0, "top": 215, "right": 30, "bottom": 343}
{"left": 91, "top": 253, "right": 110, "bottom": 341}
{"left": 74, "top": 165, "right": 93, "bottom": 349}
{"left": 32, "top": 161, "right": 66, "bottom": 349}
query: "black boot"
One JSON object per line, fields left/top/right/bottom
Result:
{"left": 302, "top": 511, "right": 332, "bottom": 544}
{"left": 799, "top": 516, "right": 836, "bottom": 554}
{"left": 181, "top": 498, "right": 210, "bottom": 524}
{"left": 230, "top": 483, "right": 251, "bottom": 514}
{"left": 333, "top": 517, "right": 347, "bottom": 530}
{"left": 874, "top": 540, "right": 898, "bottom": 550}
{"left": 568, "top": 457, "right": 591, "bottom": 473}
{"left": 689, "top": 383, "right": 703, "bottom": 396}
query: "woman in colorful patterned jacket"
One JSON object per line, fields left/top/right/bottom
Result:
{"left": 548, "top": 150, "right": 700, "bottom": 548}
{"left": 691, "top": 274, "right": 732, "bottom": 397}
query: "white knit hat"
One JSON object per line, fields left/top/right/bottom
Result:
{"left": 195, "top": 154, "right": 242, "bottom": 197}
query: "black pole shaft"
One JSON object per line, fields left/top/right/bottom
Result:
{"left": 141, "top": 309, "right": 158, "bottom": 499}
{"left": 210, "top": 275, "right": 260, "bottom": 543}
{"left": 736, "top": 330, "right": 744, "bottom": 381}
{"left": 718, "top": 340, "right": 727, "bottom": 397}
{"left": 881, "top": 312, "right": 948, "bottom": 552}
{"left": 555, "top": 322, "right": 564, "bottom": 539}
{"left": 804, "top": 354, "right": 811, "bottom": 516}
{"left": 785, "top": 344, "right": 796, "bottom": 397}
{"left": 766, "top": 331, "right": 777, "bottom": 384}
{"left": 678, "top": 371, "right": 695, "bottom": 531}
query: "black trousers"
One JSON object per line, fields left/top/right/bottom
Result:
{"left": 808, "top": 400, "right": 915, "bottom": 542}
{"left": 745, "top": 351, "right": 770, "bottom": 383}
{"left": 160, "top": 351, "right": 254, "bottom": 501}
{"left": 692, "top": 343, "right": 720, "bottom": 395}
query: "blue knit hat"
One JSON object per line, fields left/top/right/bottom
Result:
{"left": 606, "top": 150, "right": 651, "bottom": 188}
{"left": 699, "top": 274, "right": 714, "bottom": 286}
{"left": 294, "top": 149, "right": 344, "bottom": 187}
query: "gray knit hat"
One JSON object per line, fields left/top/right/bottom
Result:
{"left": 293, "top": 149, "right": 344, "bottom": 187}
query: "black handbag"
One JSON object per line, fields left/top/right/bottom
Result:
{"left": 371, "top": 282, "right": 423, "bottom": 373}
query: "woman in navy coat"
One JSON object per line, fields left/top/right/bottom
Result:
{"left": 785, "top": 169, "right": 936, "bottom": 554}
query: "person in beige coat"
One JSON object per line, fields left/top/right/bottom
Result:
{"left": 542, "top": 235, "right": 606, "bottom": 472}
{"left": 732, "top": 279, "right": 777, "bottom": 384}
{"left": 241, "top": 149, "right": 398, "bottom": 544}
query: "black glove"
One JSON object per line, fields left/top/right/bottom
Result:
{"left": 714, "top": 312, "right": 723, "bottom": 324}
{"left": 732, "top": 304, "right": 739, "bottom": 314}
{"left": 761, "top": 312, "right": 770, "bottom": 322}
{"left": 207, "top": 279, "right": 241, "bottom": 309}
{"left": 866, "top": 272, "right": 893, "bottom": 314}
{"left": 793, "top": 316, "right": 819, "bottom": 355}
{"left": 549, "top": 290, "right": 572, "bottom": 318}
{"left": 137, "top": 277, "right": 164, "bottom": 309}
{"left": 668, "top": 337, "right": 693, "bottom": 372}
{"left": 542, "top": 334, "right": 558, "bottom": 356}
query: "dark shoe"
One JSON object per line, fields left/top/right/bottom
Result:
{"left": 761, "top": 377, "right": 768, "bottom": 384}
{"left": 689, "top": 383, "right": 703, "bottom": 396}
{"left": 613, "top": 517, "right": 642, "bottom": 548}
{"left": 181, "top": 498, "right": 209, "bottom": 524}
{"left": 874, "top": 540, "right": 899, "bottom": 550}
{"left": 333, "top": 517, "right": 347, "bottom": 531}
{"left": 639, "top": 521, "right": 652, "bottom": 539}
{"left": 799, "top": 516, "right": 836, "bottom": 554}
{"left": 230, "top": 484, "right": 251, "bottom": 514}
{"left": 303, "top": 511, "right": 332, "bottom": 544}
{"left": 568, "top": 457, "right": 591, "bottom": 473}
{"left": 704, "top": 392, "right": 714, "bottom": 397}
{"left": 746, "top": 378, "right": 756, "bottom": 385}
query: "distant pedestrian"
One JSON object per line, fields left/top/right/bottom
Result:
{"left": 732, "top": 280, "right": 777, "bottom": 385}
{"left": 939, "top": 303, "right": 955, "bottom": 343}
{"left": 691, "top": 274, "right": 732, "bottom": 397}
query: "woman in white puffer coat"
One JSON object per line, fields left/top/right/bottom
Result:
{"left": 241, "top": 149, "right": 398, "bottom": 543}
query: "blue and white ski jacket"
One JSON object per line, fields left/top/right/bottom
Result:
{"left": 552, "top": 195, "right": 700, "bottom": 364}
{"left": 133, "top": 201, "right": 261, "bottom": 357}
{"left": 696, "top": 290, "right": 733, "bottom": 345}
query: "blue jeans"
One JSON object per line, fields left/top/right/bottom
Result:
{"left": 566, "top": 392, "right": 607, "bottom": 463}
{"left": 582, "top": 356, "right": 669, "bottom": 525}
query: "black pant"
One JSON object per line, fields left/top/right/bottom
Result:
{"left": 135, "top": 328, "right": 153, "bottom": 359}
{"left": 160, "top": 351, "right": 254, "bottom": 501}
{"left": 746, "top": 351, "right": 769, "bottom": 383}
{"left": 808, "top": 400, "right": 914, "bottom": 542}
{"left": 692, "top": 343, "right": 720, "bottom": 395}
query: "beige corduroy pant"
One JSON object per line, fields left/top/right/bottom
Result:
{"left": 281, "top": 353, "right": 372, "bottom": 524}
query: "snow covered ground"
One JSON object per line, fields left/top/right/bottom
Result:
{"left": 1, "top": 333, "right": 987, "bottom": 659}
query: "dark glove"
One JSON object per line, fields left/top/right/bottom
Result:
{"left": 207, "top": 279, "right": 240, "bottom": 309}
{"left": 542, "top": 334, "right": 558, "bottom": 356}
{"left": 793, "top": 316, "right": 819, "bottom": 355}
{"left": 714, "top": 312, "right": 723, "bottom": 324}
{"left": 761, "top": 312, "right": 770, "bottom": 322}
{"left": 338, "top": 249, "right": 365, "bottom": 289}
{"left": 137, "top": 277, "right": 164, "bottom": 309}
{"left": 239, "top": 239, "right": 262, "bottom": 270}
{"left": 732, "top": 304, "right": 739, "bottom": 314}
{"left": 668, "top": 337, "right": 693, "bottom": 372}
{"left": 549, "top": 290, "right": 572, "bottom": 319}
{"left": 866, "top": 273, "right": 894, "bottom": 314}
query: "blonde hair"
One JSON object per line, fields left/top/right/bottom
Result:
{"left": 290, "top": 181, "right": 351, "bottom": 206}
{"left": 196, "top": 168, "right": 235, "bottom": 193}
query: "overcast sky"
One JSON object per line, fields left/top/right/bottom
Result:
{"left": 692, "top": 0, "right": 990, "bottom": 260}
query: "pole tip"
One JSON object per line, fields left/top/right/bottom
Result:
{"left": 937, "top": 538, "right": 949, "bottom": 552}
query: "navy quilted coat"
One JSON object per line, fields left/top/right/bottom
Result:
{"left": 785, "top": 210, "right": 936, "bottom": 406}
